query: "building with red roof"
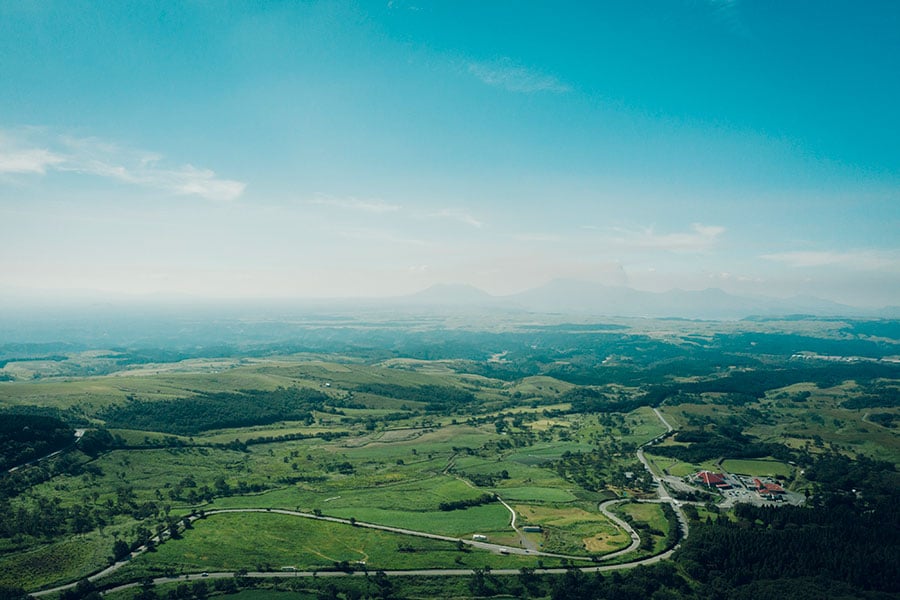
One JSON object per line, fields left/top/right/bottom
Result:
{"left": 694, "top": 471, "right": 726, "bottom": 487}
{"left": 754, "top": 478, "right": 785, "bottom": 498}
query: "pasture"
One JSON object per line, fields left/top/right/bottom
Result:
{"left": 721, "top": 458, "right": 793, "bottom": 478}
{"left": 3, "top": 338, "right": 897, "bottom": 594}
{"left": 113, "top": 511, "right": 550, "bottom": 580}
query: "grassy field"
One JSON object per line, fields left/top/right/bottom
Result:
{"left": 111, "top": 511, "right": 552, "bottom": 581}
{"left": 3, "top": 346, "right": 898, "bottom": 592}
{"left": 616, "top": 502, "right": 669, "bottom": 554}
{"left": 514, "top": 504, "right": 629, "bottom": 555}
{"left": 325, "top": 504, "right": 512, "bottom": 538}
{"left": 493, "top": 486, "right": 577, "bottom": 503}
{"left": 641, "top": 453, "right": 718, "bottom": 479}
{"left": 721, "top": 458, "right": 793, "bottom": 477}
{"left": 0, "top": 531, "right": 114, "bottom": 590}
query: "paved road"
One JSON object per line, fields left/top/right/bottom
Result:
{"left": 596, "top": 500, "right": 640, "bottom": 560}
{"left": 7, "top": 429, "right": 85, "bottom": 473}
{"left": 637, "top": 408, "right": 690, "bottom": 543}
{"left": 652, "top": 408, "right": 674, "bottom": 433}
{"left": 94, "top": 544, "right": 689, "bottom": 599}
{"left": 30, "top": 506, "right": 594, "bottom": 598}
{"left": 496, "top": 496, "right": 538, "bottom": 552}
{"left": 29, "top": 409, "right": 690, "bottom": 597}
{"left": 31, "top": 490, "right": 683, "bottom": 598}
{"left": 204, "top": 509, "right": 590, "bottom": 561}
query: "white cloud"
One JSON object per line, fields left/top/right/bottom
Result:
{"left": 431, "top": 208, "right": 484, "bottom": 228}
{"left": 762, "top": 249, "right": 900, "bottom": 271}
{"left": 0, "top": 129, "right": 245, "bottom": 201}
{"left": 161, "top": 165, "right": 246, "bottom": 201}
{"left": 0, "top": 147, "right": 65, "bottom": 174}
{"left": 468, "top": 58, "right": 570, "bottom": 94}
{"left": 599, "top": 222, "right": 725, "bottom": 252}
{"left": 309, "top": 195, "right": 401, "bottom": 213}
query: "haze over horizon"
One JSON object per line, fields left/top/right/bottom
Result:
{"left": 1, "top": 2, "right": 898, "bottom": 309}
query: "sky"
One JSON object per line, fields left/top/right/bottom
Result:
{"left": 0, "top": 1, "right": 898, "bottom": 308}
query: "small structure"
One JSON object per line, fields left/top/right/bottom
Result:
{"left": 754, "top": 478, "right": 786, "bottom": 499}
{"left": 522, "top": 525, "right": 543, "bottom": 533}
{"left": 473, "top": 534, "right": 488, "bottom": 541}
{"left": 694, "top": 471, "right": 726, "bottom": 487}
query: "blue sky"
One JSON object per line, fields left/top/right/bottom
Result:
{"left": 1, "top": 1, "right": 898, "bottom": 306}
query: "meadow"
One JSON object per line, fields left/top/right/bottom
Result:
{"left": 1, "top": 358, "right": 656, "bottom": 592}
{"left": 1, "top": 317, "right": 898, "bottom": 598}
{"left": 110, "top": 511, "right": 551, "bottom": 581}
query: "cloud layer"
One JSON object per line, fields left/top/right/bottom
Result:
{"left": 762, "top": 249, "right": 900, "bottom": 271}
{"left": 0, "top": 129, "right": 245, "bottom": 201}
{"left": 588, "top": 222, "right": 726, "bottom": 253}
{"left": 468, "top": 58, "right": 570, "bottom": 94}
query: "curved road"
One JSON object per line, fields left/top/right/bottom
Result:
{"left": 596, "top": 500, "right": 641, "bottom": 560}
{"left": 90, "top": 542, "right": 689, "bottom": 600}
{"left": 639, "top": 407, "right": 690, "bottom": 543}
{"left": 496, "top": 496, "right": 538, "bottom": 552}
{"left": 30, "top": 409, "right": 688, "bottom": 597}
{"left": 7, "top": 429, "right": 85, "bottom": 474}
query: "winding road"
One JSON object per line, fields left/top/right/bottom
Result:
{"left": 7, "top": 429, "right": 85, "bottom": 474}
{"left": 639, "top": 408, "right": 690, "bottom": 543}
{"left": 80, "top": 543, "right": 691, "bottom": 600}
{"left": 29, "top": 409, "right": 688, "bottom": 597}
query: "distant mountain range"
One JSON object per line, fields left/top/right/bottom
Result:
{"left": 400, "top": 279, "right": 888, "bottom": 319}
{"left": 2, "top": 280, "right": 896, "bottom": 321}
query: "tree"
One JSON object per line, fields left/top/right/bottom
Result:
{"left": 190, "top": 581, "right": 208, "bottom": 599}
{"left": 372, "top": 571, "right": 393, "bottom": 599}
{"left": 469, "top": 568, "right": 487, "bottom": 596}
{"left": 112, "top": 539, "right": 131, "bottom": 562}
{"left": 0, "top": 586, "right": 29, "bottom": 600}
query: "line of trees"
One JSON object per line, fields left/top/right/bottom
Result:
{"left": 99, "top": 387, "right": 328, "bottom": 435}
{"left": 438, "top": 493, "right": 496, "bottom": 511}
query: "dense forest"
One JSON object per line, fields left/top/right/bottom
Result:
{"left": 100, "top": 387, "right": 329, "bottom": 435}
{"left": 0, "top": 414, "right": 74, "bottom": 471}
{"left": 648, "top": 429, "right": 794, "bottom": 464}
{"left": 674, "top": 453, "right": 899, "bottom": 597}
{"left": 354, "top": 383, "right": 476, "bottom": 412}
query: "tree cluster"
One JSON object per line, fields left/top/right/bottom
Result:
{"left": 438, "top": 493, "right": 496, "bottom": 511}
{"left": 99, "top": 387, "right": 328, "bottom": 435}
{"left": 0, "top": 414, "right": 74, "bottom": 471}
{"left": 354, "top": 383, "right": 476, "bottom": 413}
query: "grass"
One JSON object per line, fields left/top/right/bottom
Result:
{"left": 616, "top": 502, "right": 669, "bottom": 554}
{"left": 641, "top": 452, "right": 717, "bottom": 479}
{"left": 721, "top": 458, "right": 793, "bottom": 477}
{"left": 7, "top": 349, "right": 895, "bottom": 590}
{"left": 492, "top": 486, "right": 577, "bottom": 503}
{"left": 514, "top": 505, "right": 629, "bottom": 556}
{"left": 110, "top": 511, "right": 553, "bottom": 581}
{"left": 326, "top": 504, "right": 512, "bottom": 538}
{"left": 2, "top": 531, "right": 116, "bottom": 591}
